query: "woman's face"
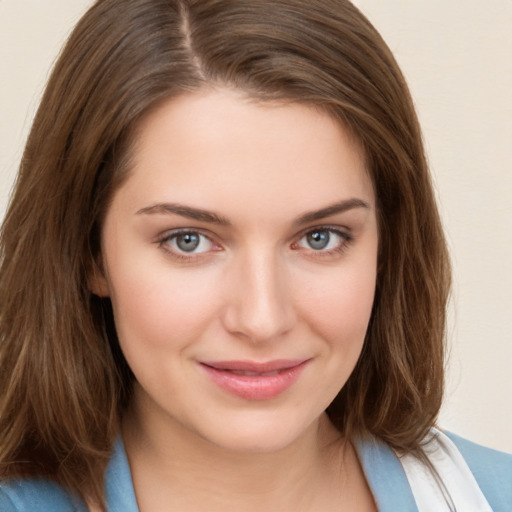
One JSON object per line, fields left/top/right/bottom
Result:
{"left": 92, "top": 88, "right": 378, "bottom": 452}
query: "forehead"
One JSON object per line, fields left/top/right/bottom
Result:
{"left": 114, "top": 88, "right": 374, "bottom": 221}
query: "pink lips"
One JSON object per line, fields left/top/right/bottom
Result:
{"left": 200, "top": 359, "right": 310, "bottom": 400}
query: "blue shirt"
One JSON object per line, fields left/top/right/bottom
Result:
{"left": 1, "top": 432, "right": 511, "bottom": 511}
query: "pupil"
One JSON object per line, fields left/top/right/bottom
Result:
{"left": 177, "top": 233, "right": 200, "bottom": 252}
{"left": 307, "top": 231, "right": 329, "bottom": 250}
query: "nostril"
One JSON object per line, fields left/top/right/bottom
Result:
{"left": 220, "top": 291, "right": 295, "bottom": 343}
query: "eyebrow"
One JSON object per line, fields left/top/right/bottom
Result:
{"left": 136, "top": 203, "right": 231, "bottom": 225}
{"left": 294, "top": 198, "right": 370, "bottom": 225}
{"left": 136, "top": 198, "right": 370, "bottom": 226}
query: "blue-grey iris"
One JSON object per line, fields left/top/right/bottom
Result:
{"left": 307, "top": 231, "right": 329, "bottom": 250}
{"left": 176, "top": 233, "right": 200, "bottom": 252}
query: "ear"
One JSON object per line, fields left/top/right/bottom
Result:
{"left": 88, "top": 254, "right": 110, "bottom": 298}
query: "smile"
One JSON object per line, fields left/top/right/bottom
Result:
{"left": 199, "top": 359, "right": 311, "bottom": 400}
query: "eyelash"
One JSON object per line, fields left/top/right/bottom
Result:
{"left": 156, "top": 229, "right": 220, "bottom": 261}
{"left": 292, "top": 226, "right": 354, "bottom": 258}
{"left": 156, "top": 226, "right": 353, "bottom": 261}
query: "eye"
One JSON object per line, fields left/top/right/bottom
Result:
{"left": 295, "top": 228, "right": 351, "bottom": 253}
{"left": 160, "top": 230, "right": 216, "bottom": 255}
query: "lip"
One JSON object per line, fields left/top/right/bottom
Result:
{"left": 199, "top": 359, "right": 311, "bottom": 400}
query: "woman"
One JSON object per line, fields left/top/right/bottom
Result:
{"left": 0, "top": 1, "right": 510, "bottom": 511}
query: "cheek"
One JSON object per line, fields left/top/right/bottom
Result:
{"left": 107, "top": 261, "right": 222, "bottom": 356}
{"left": 297, "top": 263, "right": 376, "bottom": 362}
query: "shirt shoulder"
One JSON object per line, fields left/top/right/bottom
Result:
{"left": 445, "top": 431, "right": 512, "bottom": 512}
{"left": 0, "top": 438, "right": 138, "bottom": 512}
{"left": 0, "top": 477, "right": 87, "bottom": 512}
{"left": 356, "top": 430, "right": 512, "bottom": 512}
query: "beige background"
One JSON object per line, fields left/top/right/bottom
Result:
{"left": 1, "top": 1, "right": 511, "bottom": 452}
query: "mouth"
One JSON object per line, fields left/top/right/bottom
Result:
{"left": 199, "top": 359, "right": 311, "bottom": 400}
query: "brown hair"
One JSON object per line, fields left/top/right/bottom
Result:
{"left": 0, "top": 0, "right": 450, "bottom": 507}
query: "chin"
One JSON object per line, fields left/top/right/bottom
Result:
{"left": 194, "top": 409, "right": 324, "bottom": 455}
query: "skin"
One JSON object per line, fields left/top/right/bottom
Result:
{"left": 91, "top": 88, "right": 378, "bottom": 511}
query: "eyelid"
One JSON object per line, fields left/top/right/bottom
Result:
{"left": 294, "top": 224, "right": 352, "bottom": 241}
{"left": 154, "top": 224, "right": 353, "bottom": 261}
{"left": 156, "top": 228, "right": 222, "bottom": 260}
{"left": 291, "top": 225, "right": 354, "bottom": 256}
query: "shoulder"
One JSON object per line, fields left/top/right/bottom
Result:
{"left": 355, "top": 435, "right": 418, "bottom": 511}
{"left": 0, "top": 438, "right": 138, "bottom": 512}
{"left": 355, "top": 430, "right": 512, "bottom": 512}
{"left": 0, "top": 477, "right": 87, "bottom": 512}
{"left": 445, "top": 430, "right": 512, "bottom": 511}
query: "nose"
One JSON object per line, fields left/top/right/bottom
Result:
{"left": 220, "top": 250, "right": 296, "bottom": 343}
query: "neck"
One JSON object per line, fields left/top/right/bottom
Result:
{"left": 122, "top": 391, "right": 350, "bottom": 511}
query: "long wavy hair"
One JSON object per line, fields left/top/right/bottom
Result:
{"left": 0, "top": 0, "right": 450, "bottom": 508}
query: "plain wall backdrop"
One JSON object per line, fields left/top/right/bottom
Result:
{"left": 1, "top": 1, "right": 511, "bottom": 452}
